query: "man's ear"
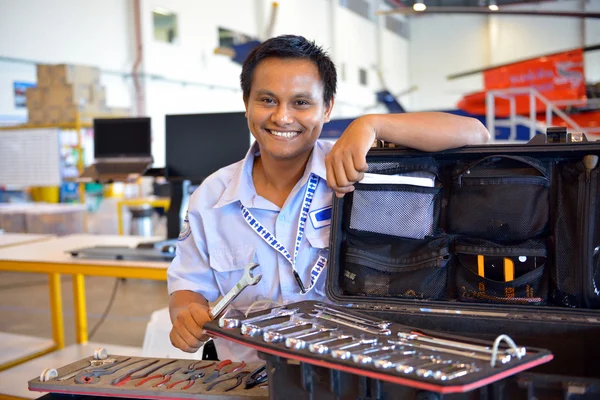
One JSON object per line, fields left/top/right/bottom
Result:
{"left": 324, "top": 98, "right": 335, "bottom": 123}
{"left": 244, "top": 99, "right": 249, "bottom": 118}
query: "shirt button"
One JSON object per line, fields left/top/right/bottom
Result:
{"left": 278, "top": 215, "right": 285, "bottom": 221}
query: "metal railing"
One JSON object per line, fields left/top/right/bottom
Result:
{"left": 485, "top": 87, "right": 600, "bottom": 142}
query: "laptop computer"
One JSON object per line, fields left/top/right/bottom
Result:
{"left": 79, "top": 117, "right": 153, "bottom": 182}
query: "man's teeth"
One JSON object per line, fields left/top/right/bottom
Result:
{"left": 269, "top": 130, "right": 299, "bottom": 138}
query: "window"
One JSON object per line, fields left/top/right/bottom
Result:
{"left": 385, "top": 15, "right": 410, "bottom": 39}
{"left": 152, "top": 7, "right": 178, "bottom": 44}
{"left": 340, "top": 0, "right": 372, "bottom": 20}
{"left": 359, "top": 68, "right": 368, "bottom": 86}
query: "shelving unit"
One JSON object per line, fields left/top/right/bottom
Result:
{"left": 0, "top": 115, "right": 92, "bottom": 204}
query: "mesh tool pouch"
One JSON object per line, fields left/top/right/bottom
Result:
{"left": 345, "top": 183, "right": 441, "bottom": 240}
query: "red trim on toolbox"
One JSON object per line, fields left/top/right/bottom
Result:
{"left": 28, "top": 386, "right": 212, "bottom": 400}
{"left": 207, "top": 330, "right": 554, "bottom": 394}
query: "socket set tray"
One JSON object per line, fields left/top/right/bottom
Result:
{"left": 204, "top": 300, "right": 553, "bottom": 394}
{"left": 28, "top": 354, "right": 268, "bottom": 400}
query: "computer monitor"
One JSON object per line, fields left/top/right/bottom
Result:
{"left": 165, "top": 112, "right": 250, "bottom": 181}
{"left": 93, "top": 117, "right": 152, "bottom": 158}
{"left": 165, "top": 112, "right": 250, "bottom": 239}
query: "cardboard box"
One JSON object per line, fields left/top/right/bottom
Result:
{"left": 26, "top": 87, "right": 44, "bottom": 109}
{"left": 36, "top": 64, "right": 101, "bottom": 87}
{"left": 27, "top": 103, "right": 109, "bottom": 125}
{"left": 51, "top": 64, "right": 101, "bottom": 87}
{"left": 26, "top": 84, "right": 93, "bottom": 108}
{"left": 36, "top": 64, "right": 53, "bottom": 87}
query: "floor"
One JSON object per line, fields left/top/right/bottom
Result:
{"left": 0, "top": 271, "right": 170, "bottom": 347}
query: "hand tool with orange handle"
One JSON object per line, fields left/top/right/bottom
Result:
{"left": 167, "top": 371, "right": 206, "bottom": 390}
{"left": 202, "top": 359, "right": 233, "bottom": 384}
{"left": 111, "top": 359, "right": 160, "bottom": 386}
{"left": 182, "top": 360, "right": 216, "bottom": 375}
{"left": 113, "top": 359, "right": 176, "bottom": 386}
{"left": 136, "top": 366, "right": 181, "bottom": 387}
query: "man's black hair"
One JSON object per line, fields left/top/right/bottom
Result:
{"left": 240, "top": 35, "right": 337, "bottom": 106}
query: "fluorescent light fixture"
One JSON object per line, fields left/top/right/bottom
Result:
{"left": 413, "top": 1, "right": 426, "bottom": 11}
{"left": 488, "top": 0, "right": 499, "bottom": 11}
{"left": 153, "top": 6, "right": 173, "bottom": 16}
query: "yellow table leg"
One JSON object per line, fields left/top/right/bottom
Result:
{"left": 49, "top": 273, "right": 65, "bottom": 349}
{"left": 73, "top": 273, "right": 88, "bottom": 344}
{"left": 117, "top": 200, "right": 124, "bottom": 235}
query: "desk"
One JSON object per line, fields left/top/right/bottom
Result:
{"left": 0, "top": 233, "right": 56, "bottom": 371}
{"left": 116, "top": 197, "right": 170, "bottom": 235}
{"left": 0, "top": 234, "right": 169, "bottom": 371}
{"left": 0, "top": 342, "right": 142, "bottom": 399}
{"left": 0, "top": 233, "right": 54, "bottom": 248}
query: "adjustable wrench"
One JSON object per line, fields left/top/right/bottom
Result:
{"left": 210, "top": 263, "right": 261, "bottom": 320}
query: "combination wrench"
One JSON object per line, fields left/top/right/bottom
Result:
{"left": 210, "top": 263, "right": 262, "bottom": 320}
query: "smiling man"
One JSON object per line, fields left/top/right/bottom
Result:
{"left": 167, "top": 35, "right": 490, "bottom": 362}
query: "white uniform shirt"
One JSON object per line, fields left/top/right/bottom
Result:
{"left": 167, "top": 140, "right": 334, "bottom": 362}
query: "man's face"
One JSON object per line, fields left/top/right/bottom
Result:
{"left": 244, "top": 57, "right": 334, "bottom": 162}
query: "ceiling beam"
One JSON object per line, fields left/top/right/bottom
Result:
{"left": 377, "top": 7, "right": 600, "bottom": 18}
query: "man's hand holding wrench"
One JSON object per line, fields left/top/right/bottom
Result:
{"left": 170, "top": 263, "right": 261, "bottom": 353}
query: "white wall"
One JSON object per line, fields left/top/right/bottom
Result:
{"left": 0, "top": 0, "right": 134, "bottom": 119}
{"left": 409, "top": 14, "right": 490, "bottom": 111}
{"left": 408, "top": 0, "right": 600, "bottom": 111}
{"left": 0, "top": 0, "right": 412, "bottom": 165}
{"left": 4, "top": 0, "right": 595, "bottom": 161}
{"left": 584, "top": 0, "right": 600, "bottom": 83}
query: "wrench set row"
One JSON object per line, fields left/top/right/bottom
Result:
{"left": 42, "top": 356, "right": 267, "bottom": 393}
{"left": 219, "top": 303, "right": 528, "bottom": 382}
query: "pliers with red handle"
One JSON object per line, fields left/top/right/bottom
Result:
{"left": 167, "top": 371, "right": 206, "bottom": 390}
{"left": 201, "top": 359, "right": 233, "bottom": 384}
{"left": 206, "top": 370, "right": 251, "bottom": 392}
{"left": 135, "top": 366, "right": 181, "bottom": 388}
{"left": 182, "top": 360, "right": 216, "bottom": 375}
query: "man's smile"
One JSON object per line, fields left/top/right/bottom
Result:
{"left": 266, "top": 129, "right": 301, "bottom": 138}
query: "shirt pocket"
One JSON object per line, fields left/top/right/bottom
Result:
{"left": 209, "top": 244, "right": 265, "bottom": 306}
{"left": 305, "top": 230, "right": 330, "bottom": 297}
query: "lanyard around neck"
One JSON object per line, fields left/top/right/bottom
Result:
{"left": 240, "top": 173, "right": 320, "bottom": 293}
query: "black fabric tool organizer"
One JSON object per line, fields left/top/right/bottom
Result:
{"left": 204, "top": 128, "right": 600, "bottom": 399}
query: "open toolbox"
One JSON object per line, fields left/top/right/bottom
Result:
{"left": 204, "top": 128, "right": 600, "bottom": 398}
{"left": 27, "top": 349, "right": 268, "bottom": 399}
{"left": 206, "top": 301, "right": 553, "bottom": 394}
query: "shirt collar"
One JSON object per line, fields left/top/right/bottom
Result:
{"left": 214, "top": 140, "right": 328, "bottom": 209}
{"left": 214, "top": 142, "right": 259, "bottom": 208}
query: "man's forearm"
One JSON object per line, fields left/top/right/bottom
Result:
{"left": 169, "top": 290, "right": 209, "bottom": 324}
{"left": 363, "top": 112, "right": 490, "bottom": 151}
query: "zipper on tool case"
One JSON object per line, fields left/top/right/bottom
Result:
{"left": 581, "top": 156, "right": 599, "bottom": 308}
{"left": 458, "top": 175, "right": 548, "bottom": 187}
{"left": 346, "top": 251, "right": 449, "bottom": 271}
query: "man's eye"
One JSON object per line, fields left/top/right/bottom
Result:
{"left": 295, "top": 100, "right": 310, "bottom": 106}
{"left": 261, "top": 98, "right": 275, "bottom": 104}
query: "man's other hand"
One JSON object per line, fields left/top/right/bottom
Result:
{"left": 169, "top": 302, "right": 212, "bottom": 353}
